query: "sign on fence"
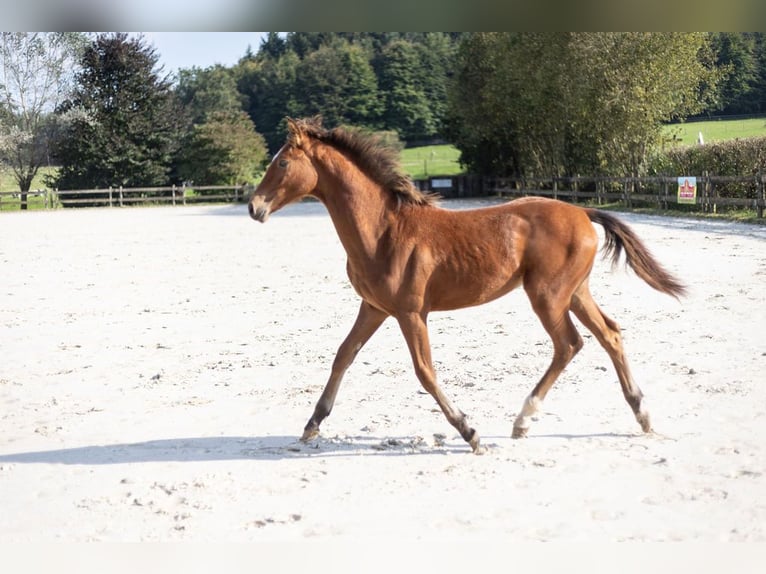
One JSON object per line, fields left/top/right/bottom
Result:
{"left": 677, "top": 176, "right": 697, "bottom": 204}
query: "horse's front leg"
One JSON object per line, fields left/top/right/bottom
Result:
{"left": 397, "top": 312, "right": 484, "bottom": 454}
{"left": 300, "top": 301, "right": 387, "bottom": 442}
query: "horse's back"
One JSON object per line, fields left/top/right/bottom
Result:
{"left": 503, "top": 196, "right": 597, "bottom": 242}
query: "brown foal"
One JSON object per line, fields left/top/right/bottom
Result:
{"left": 248, "top": 117, "right": 686, "bottom": 454}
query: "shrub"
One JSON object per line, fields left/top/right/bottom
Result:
{"left": 649, "top": 136, "right": 766, "bottom": 199}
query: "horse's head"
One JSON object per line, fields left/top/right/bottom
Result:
{"left": 249, "top": 118, "right": 319, "bottom": 223}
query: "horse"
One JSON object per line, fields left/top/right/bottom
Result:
{"left": 248, "top": 117, "right": 686, "bottom": 454}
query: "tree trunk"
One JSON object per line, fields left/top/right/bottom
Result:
{"left": 17, "top": 172, "right": 35, "bottom": 211}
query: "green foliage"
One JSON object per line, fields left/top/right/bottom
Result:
{"left": 234, "top": 33, "right": 461, "bottom": 152}
{"left": 650, "top": 135, "right": 766, "bottom": 203}
{"left": 49, "top": 33, "right": 183, "bottom": 192}
{"left": 292, "top": 41, "right": 383, "bottom": 128}
{"left": 447, "top": 33, "right": 722, "bottom": 178}
{"left": 176, "top": 65, "right": 244, "bottom": 125}
{"left": 237, "top": 50, "right": 300, "bottom": 152}
{"left": 708, "top": 33, "right": 763, "bottom": 115}
{"left": 375, "top": 41, "right": 434, "bottom": 140}
{"left": 177, "top": 111, "right": 268, "bottom": 187}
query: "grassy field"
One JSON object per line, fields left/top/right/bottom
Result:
{"left": 400, "top": 144, "right": 462, "bottom": 179}
{"left": 0, "top": 167, "right": 57, "bottom": 210}
{"left": 0, "top": 167, "right": 55, "bottom": 192}
{"left": 662, "top": 117, "right": 766, "bottom": 146}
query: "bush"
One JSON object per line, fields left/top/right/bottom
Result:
{"left": 649, "top": 136, "right": 766, "bottom": 199}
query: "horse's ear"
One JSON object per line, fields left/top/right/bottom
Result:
{"left": 285, "top": 117, "right": 303, "bottom": 147}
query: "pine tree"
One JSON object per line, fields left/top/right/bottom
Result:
{"left": 50, "top": 33, "right": 183, "bottom": 196}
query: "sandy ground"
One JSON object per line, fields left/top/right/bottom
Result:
{"left": 1, "top": 199, "right": 765, "bottom": 547}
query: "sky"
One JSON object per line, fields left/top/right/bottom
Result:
{"left": 138, "top": 32, "right": 270, "bottom": 74}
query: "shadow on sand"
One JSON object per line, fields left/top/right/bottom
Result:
{"left": 0, "top": 434, "right": 473, "bottom": 465}
{"left": 0, "top": 430, "right": 651, "bottom": 465}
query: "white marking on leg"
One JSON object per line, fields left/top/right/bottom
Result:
{"left": 513, "top": 395, "right": 542, "bottom": 432}
{"left": 635, "top": 398, "right": 652, "bottom": 432}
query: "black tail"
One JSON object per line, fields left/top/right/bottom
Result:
{"left": 586, "top": 209, "right": 687, "bottom": 299}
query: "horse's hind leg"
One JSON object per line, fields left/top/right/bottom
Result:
{"left": 570, "top": 282, "right": 652, "bottom": 433}
{"left": 512, "top": 294, "right": 584, "bottom": 438}
{"left": 301, "top": 301, "right": 387, "bottom": 442}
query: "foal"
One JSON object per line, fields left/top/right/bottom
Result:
{"left": 249, "top": 117, "right": 685, "bottom": 454}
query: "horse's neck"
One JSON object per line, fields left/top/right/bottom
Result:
{"left": 311, "top": 153, "right": 393, "bottom": 262}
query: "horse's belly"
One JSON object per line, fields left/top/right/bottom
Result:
{"left": 430, "top": 271, "right": 523, "bottom": 311}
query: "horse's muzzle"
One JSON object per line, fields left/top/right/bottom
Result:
{"left": 248, "top": 197, "right": 271, "bottom": 223}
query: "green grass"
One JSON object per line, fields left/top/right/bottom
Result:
{"left": 0, "top": 166, "right": 56, "bottom": 192}
{"left": 0, "top": 167, "right": 58, "bottom": 211}
{"left": 662, "top": 117, "right": 766, "bottom": 146}
{"left": 400, "top": 144, "right": 462, "bottom": 179}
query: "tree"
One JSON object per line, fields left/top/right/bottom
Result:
{"left": 445, "top": 33, "right": 526, "bottom": 176}
{"left": 257, "top": 32, "right": 286, "bottom": 60}
{"left": 414, "top": 33, "right": 458, "bottom": 138}
{"left": 176, "top": 65, "right": 243, "bottom": 125}
{"left": 236, "top": 33, "right": 462, "bottom": 151}
{"left": 49, "top": 33, "right": 183, "bottom": 195}
{"left": 176, "top": 110, "right": 268, "bottom": 187}
{"left": 291, "top": 40, "right": 382, "bottom": 129}
{"left": 447, "top": 33, "right": 722, "bottom": 178}
{"left": 753, "top": 33, "right": 766, "bottom": 114}
{"left": 0, "top": 32, "right": 86, "bottom": 208}
{"left": 709, "top": 32, "right": 759, "bottom": 115}
{"left": 375, "top": 40, "right": 436, "bottom": 141}
{"left": 237, "top": 48, "right": 300, "bottom": 153}
{"left": 572, "top": 33, "right": 721, "bottom": 176}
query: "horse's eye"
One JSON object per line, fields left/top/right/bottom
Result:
{"left": 278, "top": 159, "right": 289, "bottom": 168}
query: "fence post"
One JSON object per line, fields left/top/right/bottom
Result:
{"left": 171, "top": 184, "right": 176, "bottom": 206}
{"left": 119, "top": 186, "right": 123, "bottom": 207}
{"left": 622, "top": 178, "right": 629, "bottom": 208}
{"left": 182, "top": 184, "right": 187, "bottom": 206}
{"left": 108, "top": 186, "right": 113, "bottom": 207}
{"left": 701, "top": 171, "right": 710, "bottom": 214}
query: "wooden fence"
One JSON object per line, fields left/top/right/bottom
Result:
{"left": 415, "top": 173, "right": 766, "bottom": 218}
{"left": 2, "top": 174, "right": 765, "bottom": 218}
{"left": 0, "top": 184, "right": 252, "bottom": 210}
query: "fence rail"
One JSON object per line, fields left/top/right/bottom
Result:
{"left": 0, "top": 184, "right": 253, "bottom": 210}
{"left": 2, "top": 174, "right": 765, "bottom": 218}
{"left": 416, "top": 173, "right": 766, "bottom": 218}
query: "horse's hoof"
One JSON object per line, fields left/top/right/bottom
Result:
{"left": 469, "top": 434, "right": 485, "bottom": 455}
{"left": 511, "top": 426, "right": 528, "bottom": 439}
{"left": 300, "top": 428, "right": 319, "bottom": 443}
{"left": 636, "top": 411, "right": 652, "bottom": 433}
